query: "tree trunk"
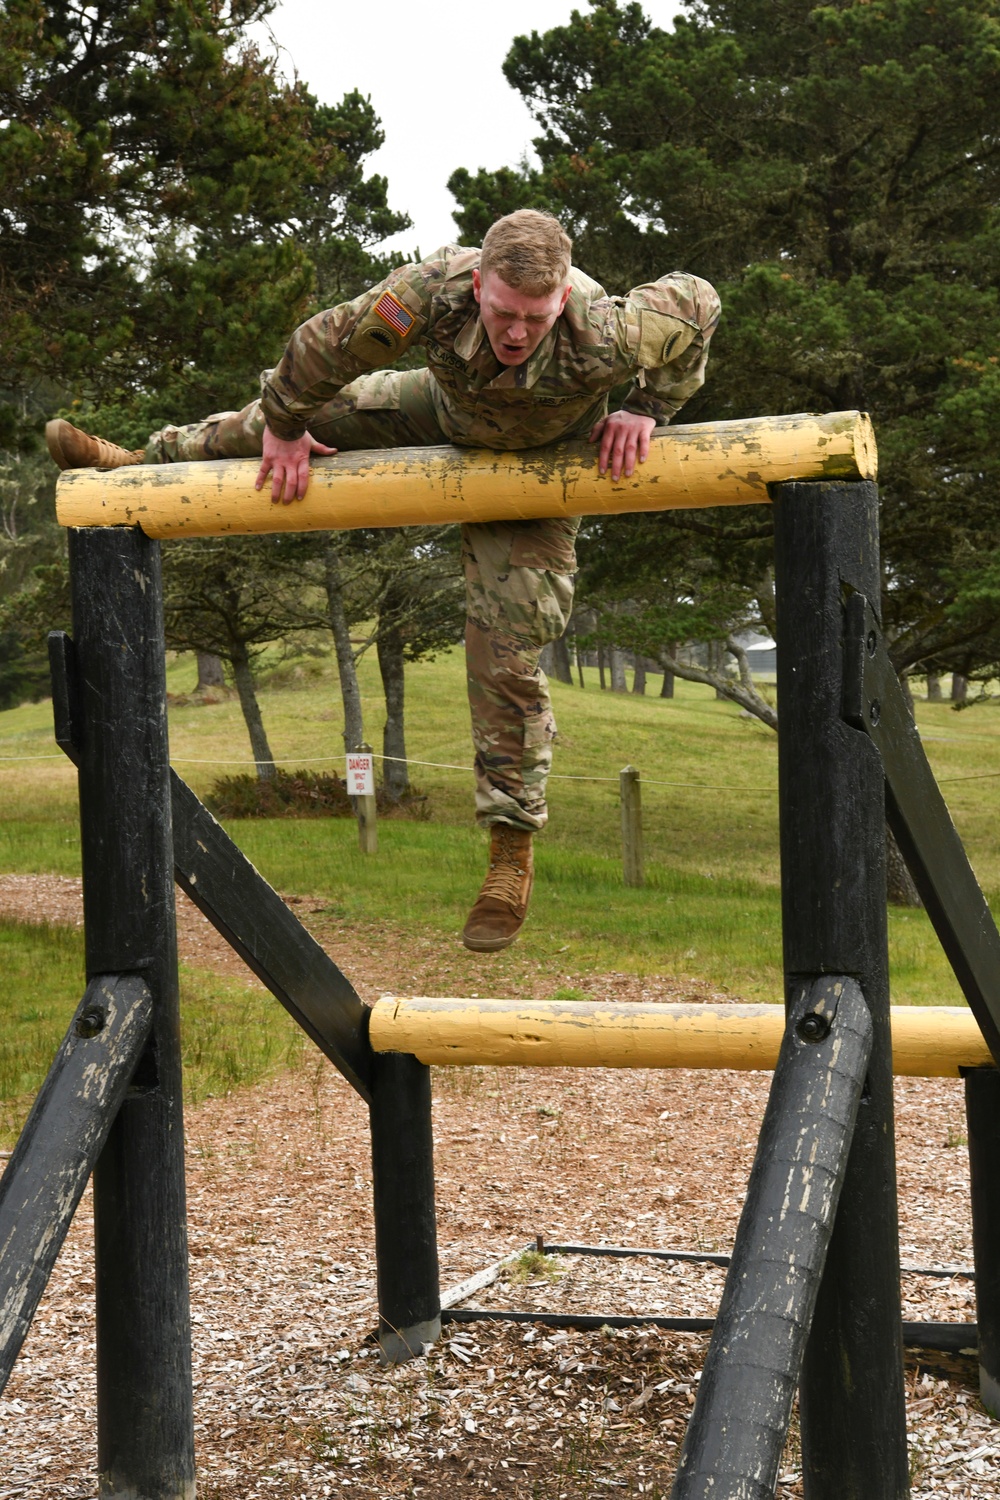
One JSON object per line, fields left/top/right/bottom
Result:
{"left": 898, "top": 670, "right": 915, "bottom": 714}
{"left": 195, "top": 651, "right": 224, "bottom": 693}
{"left": 230, "top": 647, "right": 275, "bottom": 781}
{"left": 538, "top": 635, "right": 573, "bottom": 684}
{"left": 598, "top": 645, "right": 607, "bottom": 690}
{"left": 925, "top": 672, "right": 942, "bottom": 702}
{"left": 886, "top": 824, "right": 922, "bottom": 908}
{"left": 322, "top": 540, "right": 365, "bottom": 752}
{"left": 377, "top": 624, "right": 409, "bottom": 800}
{"left": 551, "top": 632, "right": 573, "bottom": 684}
{"left": 609, "top": 647, "right": 627, "bottom": 692}
{"left": 660, "top": 666, "right": 675, "bottom": 698}
{"left": 576, "top": 642, "right": 585, "bottom": 689}
{"left": 632, "top": 655, "right": 646, "bottom": 694}
{"left": 952, "top": 672, "right": 968, "bottom": 703}
{"left": 710, "top": 641, "right": 729, "bottom": 700}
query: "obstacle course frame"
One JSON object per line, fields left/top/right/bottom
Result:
{"left": 3, "top": 418, "right": 1000, "bottom": 1500}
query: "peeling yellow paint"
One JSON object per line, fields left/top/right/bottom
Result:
{"left": 55, "top": 411, "right": 876, "bottom": 538}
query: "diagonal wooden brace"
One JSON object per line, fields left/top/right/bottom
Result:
{"left": 0, "top": 973, "right": 152, "bottom": 1393}
{"left": 844, "top": 590, "right": 1000, "bottom": 1063}
{"left": 672, "top": 977, "right": 872, "bottom": 1500}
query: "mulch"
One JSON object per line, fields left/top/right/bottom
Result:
{"left": 0, "top": 875, "right": 997, "bottom": 1498}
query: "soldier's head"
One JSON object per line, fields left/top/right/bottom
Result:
{"left": 473, "top": 210, "right": 573, "bottom": 366}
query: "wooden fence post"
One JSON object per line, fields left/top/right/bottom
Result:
{"left": 349, "top": 742, "right": 378, "bottom": 855}
{"left": 620, "top": 766, "right": 644, "bottom": 888}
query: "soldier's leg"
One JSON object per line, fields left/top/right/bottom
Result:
{"left": 460, "top": 517, "right": 578, "bottom": 952}
{"left": 145, "top": 401, "right": 267, "bottom": 462}
{"left": 145, "top": 369, "right": 446, "bottom": 462}
{"left": 306, "top": 368, "right": 445, "bottom": 449}
{"left": 462, "top": 517, "right": 579, "bottom": 831}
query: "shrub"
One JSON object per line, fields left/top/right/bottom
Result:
{"left": 204, "top": 768, "right": 428, "bottom": 819}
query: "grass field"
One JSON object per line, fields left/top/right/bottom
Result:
{"left": 0, "top": 917, "right": 308, "bottom": 1144}
{"left": 2, "top": 642, "right": 999, "bottom": 1141}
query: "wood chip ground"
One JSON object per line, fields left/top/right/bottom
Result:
{"left": 0, "top": 875, "right": 994, "bottom": 1497}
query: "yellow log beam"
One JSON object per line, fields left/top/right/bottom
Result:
{"left": 55, "top": 410, "right": 876, "bottom": 539}
{"left": 368, "top": 997, "right": 991, "bottom": 1079}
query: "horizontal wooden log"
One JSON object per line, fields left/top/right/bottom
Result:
{"left": 0, "top": 974, "right": 152, "bottom": 1393}
{"left": 368, "top": 997, "right": 991, "bottom": 1077}
{"left": 55, "top": 411, "right": 876, "bottom": 538}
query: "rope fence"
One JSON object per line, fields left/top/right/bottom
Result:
{"left": 0, "top": 744, "right": 774, "bottom": 792}
{"left": 0, "top": 745, "right": 997, "bottom": 786}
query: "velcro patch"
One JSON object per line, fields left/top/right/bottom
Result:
{"left": 638, "top": 310, "right": 695, "bottom": 369}
{"left": 374, "top": 289, "right": 415, "bottom": 337}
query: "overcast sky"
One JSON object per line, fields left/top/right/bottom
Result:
{"left": 257, "top": 0, "right": 684, "bottom": 259}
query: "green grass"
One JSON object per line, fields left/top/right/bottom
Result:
{"left": 0, "top": 918, "right": 308, "bottom": 1147}
{"left": 3, "top": 641, "right": 1000, "bottom": 1129}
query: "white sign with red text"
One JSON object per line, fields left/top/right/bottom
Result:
{"left": 346, "top": 751, "right": 374, "bottom": 797}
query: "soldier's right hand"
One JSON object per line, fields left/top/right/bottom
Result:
{"left": 256, "top": 427, "right": 337, "bottom": 504}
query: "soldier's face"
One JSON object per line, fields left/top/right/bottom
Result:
{"left": 473, "top": 269, "right": 571, "bottom": 365}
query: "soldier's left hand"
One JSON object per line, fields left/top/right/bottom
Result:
{"left": 590, "top": 411, "right": 656, "bottom": 481}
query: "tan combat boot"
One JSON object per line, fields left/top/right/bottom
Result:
{"left": 461, "top": 824, "right": 534, "bottom": 953}
{"left": 45, "top": 419, "right": 146, "bottom": 471}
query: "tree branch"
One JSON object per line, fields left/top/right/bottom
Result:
{"left": 657, "top": 639, "right": 778, "bottom": 730}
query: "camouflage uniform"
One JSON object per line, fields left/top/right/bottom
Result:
{"left": 146, "top": 246, "right": 720, "bottom": 831}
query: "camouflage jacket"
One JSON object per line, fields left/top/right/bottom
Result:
{"left": 260, "top": 246, "right": 721, "bottom": 450}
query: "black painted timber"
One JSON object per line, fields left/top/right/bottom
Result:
{"left": 965, "top": 1067, "right": 1000, "bottom": 1415}
{"left": 69, "top": 526, "right": 195, "bottom": 1500}
{"left": 443, "top": 1312, "right": 977, "bottom": 1353}
{"left": 0, "top": 974, "right": 152, "bottom": 1394}
{"left": 369, "top": 1053, "right": 441, "bottom": 1359}
{"left": 170, "top": 772, "right": 373, "bottom": 1101}
{"left": 844, "top": 593, "right": 1000, "bottom": 1062}
{"left": 445, "top": 1310, "right": 716, "bottom": 1332}
{"left": 672, "top": 978, "right": 872, "bottom": 1500}
{"left": 772, "top": 481, "right": 910, "bottom": 1499}
{"left": 48, "top": 630, "right": 81, "bottom": 765}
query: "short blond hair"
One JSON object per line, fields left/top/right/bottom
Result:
{"left": 480, "top": 210, "right": 572, "bottom": 296}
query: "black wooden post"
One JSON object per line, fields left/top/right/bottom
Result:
{"left": 69, "top": 526, "right": 195, "bottom": 1500}
{"left": 673, "top": 977, "right": 873, "bottom": 1500}
{"left": 772, "top": 481, "right": 909, "bottom": 1499}
{"left": 964, "top": 1066, "right": 1000, "bottom": 1417}
{"left": 369, "top": 1052, "right": 441, "bottom": 1362}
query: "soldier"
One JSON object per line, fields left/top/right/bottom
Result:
{"left": 47, "top": 210, "right": 720, "bottom": 953}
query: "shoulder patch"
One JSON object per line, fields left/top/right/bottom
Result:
{"left": 374, "top": 289, "right": 415, "bottom": 337}
{"left": 638, "top": 311, "right": 696, "bottom": 368}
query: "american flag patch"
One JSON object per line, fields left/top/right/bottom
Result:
{"left": 373, "top": 289, "right": 414, "bottom": 337}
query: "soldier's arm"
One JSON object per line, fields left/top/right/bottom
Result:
{"left": 257, "top": 258, "right": 442, "bottom": 500}
{"left": 618, "top": 272, "right": 722, "bottom": 423}
{"left": 591, "top": 273, "right": 721, "bottom": 483}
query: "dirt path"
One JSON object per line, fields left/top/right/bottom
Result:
{"left": 0, "top": 876, "right": 995, "bottom": 1497}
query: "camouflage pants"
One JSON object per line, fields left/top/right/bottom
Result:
{"left": 147, "top": 368, "right": 578, "bottom": 831}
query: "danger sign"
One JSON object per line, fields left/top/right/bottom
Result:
{"left": 346, "top": 751, "right": 374, "bottom": 797}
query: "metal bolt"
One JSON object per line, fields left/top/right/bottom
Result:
{"left": 75, "top": 1006, "right": 105, "bottom": 1039}
{"left": 866, "top": 629, "right": 877, "bottom": 656}
{"left": 797, "top": 1012, "right": 830, "bottom": 1043}
{"left": 869, "top": 699, "right": 881, "bottom": 726}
